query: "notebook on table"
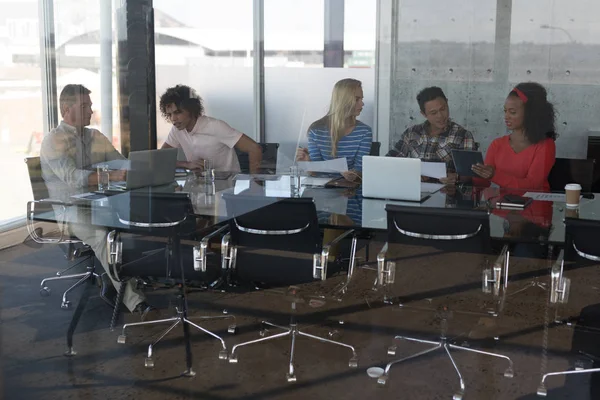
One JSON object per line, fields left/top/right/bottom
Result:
{"left": 107, "top": 148, "right": 178, "bottom": 191}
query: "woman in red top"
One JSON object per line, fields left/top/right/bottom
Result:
{"left": 472, "top": 82, "right": 557, "bottom": 191}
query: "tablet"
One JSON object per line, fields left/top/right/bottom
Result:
{"left": 451, "top": 149, "right": 484, "bottom": 177}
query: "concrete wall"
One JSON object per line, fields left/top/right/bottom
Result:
{"left": 388, "top": 1, "right": 600, "bottom": 158}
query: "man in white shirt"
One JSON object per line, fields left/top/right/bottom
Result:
{"left": 159, "top": 85, "right": 262, "bottom": 173}
{"left": 41, "top": 84, "right": 156, "bottom": 321}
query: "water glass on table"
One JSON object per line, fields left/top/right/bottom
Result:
{"left": 289, "top": 165, "right": 301, "bottom": 197}
{"left": 97, "top": 164, "right": 110, "bottom": 191}
{"left": 203, "top": 159, "right": 215, "bottom": 182}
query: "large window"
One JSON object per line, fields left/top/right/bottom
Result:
{"left": 264, "top": 0, "right": 377, "bottom": 168}
{"left": 153, "top": 0, "right": 255, "bottom": 145}
{"left": 0, "top": 0, "right": 43, "bottom": 225}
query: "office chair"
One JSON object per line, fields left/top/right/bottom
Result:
{"left": 548, "top": 158, "right": 595, "bottom": 192}
{"left": 375, "top": 205, "right": 514, "bottom": 399}
{"left": 236, "top": 143, "right": 279, "bottom": 173}
{"left": 222, "top": 193, "right": 359, "bottom": 382}
{"left": 108, "top": 191, "right": 235, "bottom": 376}
{"left": 538, "top": 217, "right": 600, "bottom": 396}
{"left": 369, "top": 141, "right": 381, "bottom": 156}
{"left": 24, "top": 157, "right": 101, "bottom": 309}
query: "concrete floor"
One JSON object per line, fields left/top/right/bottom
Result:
{"left": 1, "top": 240, "right": 600, "bottom": 400}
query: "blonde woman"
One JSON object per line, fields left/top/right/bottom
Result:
{"left": 297, "top": 78, "right": 373, "bottom": 181}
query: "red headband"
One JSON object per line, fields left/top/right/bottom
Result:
{"left": 512, "top": 87, "right": 528, "bottom": 103}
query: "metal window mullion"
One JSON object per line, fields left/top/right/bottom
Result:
{"left": 324, "top": 0, "right": 345, "bottom": 68}
{"left": 253, "top": 0, "right": 265, "bottom": 143}
{"left": 38, "top": 0, "right": 58, "bottom": 135}
{"left": 374, "top": 0, "right": 394, "bottom": 149}
{"left": 493, "top": 0, "right": 513, "bottom": 83}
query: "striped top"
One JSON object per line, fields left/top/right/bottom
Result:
{"left": 307, "top": 121, "right": 373, "bottom": 171}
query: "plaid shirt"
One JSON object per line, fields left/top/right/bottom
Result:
{"left": 386, "top": 120, "right": 475, "bottom": 171}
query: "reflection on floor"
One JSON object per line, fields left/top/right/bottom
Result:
{"left": 1, "top": 240, "right": 600, "bottom": 400}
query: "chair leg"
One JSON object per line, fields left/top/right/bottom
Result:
{"left": 184, "top": 318, "right": 229, "bottom": 359}
{"left": 144, "top": 319, "right": 181, "bottom": 368}
{"left": 60, "top": 272, "right": 94, "bottom": 309}
{"left": 448, "top": 343, "right": 514, "bottom": 377}
{"left": 444, "top": 344, "right": 466, "bottom": 400}
{"left": 287, "top": 330, "right": 298, "bottom": 382}
{"left": 116, "top": 317, "right": 180, "bottom": 343}
{"left": 537, "top": 367, "right": 600, "bottom": 396}
{"left": 377, "top": 344, "right": 442, "bottom": 385}
{"left": 229, "top": 330, "right": 291, "bottom": 363}
{"left": 188, "top": 314, "right": 237, "bottom": 333}
{"left": 296, "top": 329, "right": 359, "bottom": 367}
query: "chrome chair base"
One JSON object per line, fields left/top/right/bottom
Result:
{"left": 40, "top": 255, "right": 99, "bottom": 309}
{"left": 229, "top": 319, "right": 358, "bottom": 382}
{"left": 378, "top": 334, "right": 513, "bottom": 397}
{"left": 117, "top": 307, "right": 236, "bottom": 372}
{"left": 537, "top": 365, "right": 600, "bottom": 396}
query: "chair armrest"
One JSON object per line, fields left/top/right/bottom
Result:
{"left": 194, "top": 224, "right": 229, "bottom": 272}
{"left": 106, "top": 230, "right": 123, "bottom": 282}
{"left": 26, "top": 199, "right": 80, "bottom": 244}
{"left": 376, "top": 242, "right": 395, "bottom": 287}
{"left": 550, "top": 249, "right": 567, "bottom": 304}
{"left": 314, "top": 229, "right": 355, "bottom": 281}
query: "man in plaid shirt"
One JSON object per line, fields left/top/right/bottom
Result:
{"left": 387, "top": 87, "right": 475, "bottom": 184}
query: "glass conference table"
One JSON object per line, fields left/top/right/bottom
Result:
{"left": 77, "top": 173, "right": 600, "bottom": 246}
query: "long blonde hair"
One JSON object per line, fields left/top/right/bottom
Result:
{"left": 309, "top": 78, "right": 362, "bottom": 157}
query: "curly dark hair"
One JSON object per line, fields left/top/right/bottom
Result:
{"left": 416, "top": 86, "right": 448, "bottom": 113}
{"left": 509, "top": 82, "right": 556, "bottom": 143}
{"left": 159, "top": 85, "right": 204, "bottom": 120}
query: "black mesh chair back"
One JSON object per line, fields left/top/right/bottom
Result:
{"left": 235, "top": 143, "right": 279, "bottom": 173}
{"left": 223, "top": 193, "right": 323, "bottom": 285}
{"left": 548, "top": 158, "right": 595, "bottom": 192}
{"left": 109, "top": 190, "right": 196, "bottom": 234}
{"left": 370, "top": 142, "right": 381, "bottom": 156}
{"left": 565, "top": 217, "right": 600, "bottom": 262}
{"left": 385, "top": 205, "right": 492, "bottom": 254}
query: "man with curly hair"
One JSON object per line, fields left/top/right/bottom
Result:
{"left": 159, "top": 85, "right": 262, "bottom": 173}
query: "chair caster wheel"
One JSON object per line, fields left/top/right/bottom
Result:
{"left": 229, "top": 354, "right": 238, "bottom": 363}
{"left": 219, "top": 350, "right": 228, "bottom": 360}
{"left": 377, "top": 374, "right": 388, "bottom": 386}
{"left": 536, "top": 385, "right": 548, "bottom": 397}
{"left": 117, "top": 335, "right": 126, "bottom": 344}
{"left": 387, "top": 345, "right": 397, "bottom": 356}
{"left": 349, "top": 357, "right": 358, "bottom": 368}
{"left": 228, "top": 325, "right": 237, "bottom": 334}
{"left": 64, "top": 347, "right": 77, "bottom": 357}
{"left": 504, "top": 368, "right": 514, "bottom": 378}
{"left": 144, "top": 357, "right": 154, "bottom": 368}
{"left": 286, "top": 373, "right": 297, "bottom": 383}
{"left": 61, "top": 301, "right": 71, "bottom": 309}
{"left": 40, "top": 287, "right": 51, "bottom": 297}
{"left": 453, "top": 392, "right": 464, "bottom": 400}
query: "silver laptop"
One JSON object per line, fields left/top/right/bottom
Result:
{"left": 111, "top": 148, "right": 178, "bottom": 190}
{"left": 362, "top": 156, "right": 441, "bottom": 202}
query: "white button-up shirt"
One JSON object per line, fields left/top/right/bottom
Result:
{"left": 165, "top": 115, "right": 243, "bottom": 172}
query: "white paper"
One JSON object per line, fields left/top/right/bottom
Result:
{"left": 297, "top": 158, "right": 348, "bottom": 173}
{"left": 300, "top": 177, "right": 333, "bottom": 187}
{"left": 234, "top": 179, "right": 251, "bottom": 194}
{"left": 265, "top": 176, "right": 304, "bottom": 197}
{"left": 421, "top": 182, "right": 445, "bottom": 193}
{"left": 421, "top": 161, "right": 447, "bottom": 179}
{"left": 523, "top": 192, "right": 575, "bottom": 202}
